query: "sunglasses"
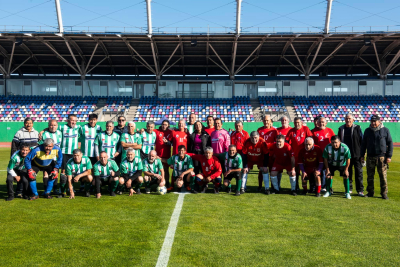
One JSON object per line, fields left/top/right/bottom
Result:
{"left": 118, "top": 120, "right": 126, "bottom": 122}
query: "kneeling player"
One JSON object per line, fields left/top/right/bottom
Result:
{"left": 241, "top": 131, "right": 270, "bottom": 194}
{"left": 24, "top": 138, "right": 63, "bottom": 199}
{"left": 143, "top": 150, "right": 166, "bottom": 193}
{"left": 119, "top": 148, "right": 144, "bottom": 195}
{"left": 93, "top": 151, "right": 120, "bottom": 198}
{"left": 269, "top": 135, "right": 297, "bottom": 195}
{"left": 65, "top": 149, "right": 93, "bottom": 199}
{"left": 216, "top": 145, "right": 243, "bottom": 196}
{"left": 163, "top": 145, "right": 194, "bottom": 193}
{"left": 297, "top": 137, "right": 323, "bottom": 197}
{"left": 189, "top": 147, "right": 222, "bottom": 194}
{"left": 6, "top": 144, "right": 31, "bottom": 201}
{"left": 323, "top": 135, "right": 352, "bottom": 199}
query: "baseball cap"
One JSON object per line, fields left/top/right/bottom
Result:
{"left": 370, "top": 114, "right": 380, "bottom": 121}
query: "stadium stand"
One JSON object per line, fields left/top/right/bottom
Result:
{"left": 102, "top": 96, "right": 131, "bottom": 117}
{"left": 135, "top": 96, "right": 254, "bottom": 122}
{"left": 294, "top": 95, "right": 400, "bottom": 123}
{"left": 0, "top": 95, "right": 97, "bottom": 122}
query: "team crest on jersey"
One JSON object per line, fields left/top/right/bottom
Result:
{"left": 261, "top": 132, "right": 264, "bottom": 135}
{"left": 257, "top": 148, "right": 260, "bottom": 152}
{"left": 159, "top": 133, "right": 162, "bottom": 137}
{"left": 294, "top": 134, "right": 296, "bottom": 137}
{"left": 85, "top": 131, "right": 89, "bottom": 134}
{"left": 203, "top": 162, "right": 205, "bottom": 166}
{"left": 176, "top": 135, "right": 179, "bottom": 138}
{"left": 205, "top": 167, "right": 209, "bottom": 171}
{"left": 316, "top": 134, "right": 319, "bottom": 137}
{"left": 284, "top": 153, "right": 287, "bottom": 156}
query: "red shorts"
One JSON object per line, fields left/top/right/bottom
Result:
{"left": 271, "top": 163, "right": 292, "bottom": 173}
{"left": 198, "top": 173, "right": 218, "bottom": 180}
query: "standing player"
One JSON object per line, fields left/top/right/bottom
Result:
{"left": 113, "top": 115, "right": 128, "bottom": 166}
{"left": 94, "top": 121, "right": 120, "bottom": 160}
{"left": 241, "top": 131, "right": 270, "bottom": 194}
{"left": 257, "top": 115, "right": 278, "bottom": 191}
{"left": 119, "top": 148, "right": 144, "bottom": 195}
{"left": 142, "top": 150, "right": 166, "bottom": 194}
{"left": 204, "top": 115, "right": 215, "bottom": 135}
{"left": 153, "top": 120, "right": 173, "bottom": 188}
{"left": 24, "top": 138, "right": 63, "bottom": 199}
{"left": 189, "top": 147, "right": 223, "bottom": 194}
{"left": 312, "top": 116, "right": 335, "bottom": 192}
{"left": 6, "top": 144, "right": 31, "bottom": 201}
{"left": 139, "top": 121, "right": 157, "bottom": 160}
{"left": 269, "top": 135, "right": 297, "bottom": 195}
{"left": 93, "top": 151, "right": 120, "bottom": 198}
{"left": 163, "top": 145, "right": 194, "bottom": 192}
{"left": 230, "top": 120, "right": 250, "bottom": 154}
{"left": 215, "top": 145, "right": 243, "bottom": 196}
{"left": 120, "top": 121, "right": 142, "bottom": 161}
{"left": 65, "top": 149, "right": 93, "bottom": 199}
{"left": 297, "top": 137, "right": 324, "bottom": 197}
{"left": 187, "top": 113, "right": 197, "bottom": 134}
{"left": 171, "top": 119, "right": 190, "bottom": 156}
{"left": 210, "top": 118, "right": 230, "bottom": 154}
{"left": 277, "top": 115, "right": 292, "bottom": 136}
{"left": 80, "top": 114, "right": 102, "bottom": 166}
{"left": 285, "top": 117, "right": 313, "bottom": 192}
{"left": 323, "top": 135, "right": 352, "bottom": 199}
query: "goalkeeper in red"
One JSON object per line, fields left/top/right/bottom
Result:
{"left": 297, "top": 137, "right": 324, "bottom": 197}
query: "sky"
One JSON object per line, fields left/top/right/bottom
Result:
{"left": 1, "top": 0, "right": 400, "bottom": 33}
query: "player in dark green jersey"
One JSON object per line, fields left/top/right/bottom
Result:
{"left": 119, "top": 148, "right": 144, "bottom": 195}
{"left": 216, "top": 145, "right": 243, "bottom": 196}
{"left": 93, "top": 151, "right": 120, "bottom": 198}
{"left": 65, "top": 149, "right": 93, "bottom": 199}
{"left": 143, "top": 150, "right": 166, "bottom": 194}
{"left": 6, "top": 144, "right": 31, "bottom": 201}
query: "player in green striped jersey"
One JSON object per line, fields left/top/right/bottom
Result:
{"left": 6, "top": 144, "right": 31, "bottom": 201}
{"left": 216, "top": 145, "right": 243, "bottom": 196}
{"left": 139, "top": 121, "right": 157, "bottom": 159}
{"left": 63, "top": 149, "right": 93, "bottom": 199}
{"left": 80, "top": 114, "right": 102, "bottom": 164}
{"left": 94, "top": 121, "right": 120, "bottom": 160}
{"left": 93, "top": 151, "right": 120, "bottom": 198}
{"left": 120, "top": 121, "right": 142, "bottom": 161}
{"left": 143, "top": 150, "right": 165, "bottom": 194}
{"left": 39, "top": 120, "right": 62, "bottom": 147}
{"left": 162, "top": 145, "right": 194, "bottom": 192}
{"left": 119, "top": 148, "right": 144, "bottom": 196}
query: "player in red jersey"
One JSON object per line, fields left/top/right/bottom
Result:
{"left": 189, "top": 147, "right": 222, "bottom": 194}
{"left": 241, "top": 131, "right": 270, "bottom": 194}
{"left": 204, "top": 115, "right": 215, "bottom": 135}
{"left": 269, "top": 135, "right": 297, "bottom": 195}
{"left": 230, "top": 120, "right": 250, "bottom": 154}
{"left": 171, "top": 119, "right": 189, "bottom": 155}
{"left": 256, "top": 115, "right": 278, "bottom": 191}
{"left": 277, "top": 115, "right": 292, "bottom": 137}
{"left": 312, "top": 116, "right": 335, "bottom": 192}
{"left": 297, "top": 137, "right": 324, "bottom": 197}
{"left": 153, "top": 120, "right": 173, "bottom": 188}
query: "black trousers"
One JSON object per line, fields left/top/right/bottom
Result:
{"left": 348, "top": 157, "right": 364, "bottom": 193}
{"left": 6, "top": 171, "right": 29, "bottom": 197}
{"left": 192, "top": 149, "right": 203, "bottom": 174}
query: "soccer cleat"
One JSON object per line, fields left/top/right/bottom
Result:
{"left": 85, "top": 191, "right": 90, "bottom": 198}
{"left": 186, "top": 186, "right": 191, "bottom": 192}
{"left": 345, "top": 193, "right": 351, "bottom": 199}
{"left": 321, "top": 188, "right": 327, "bottom": 193}
{"left": 116, "top": 191, "right": 123, "bottom": 195}
{"left": 316, "top": 193, "right": 321, "bottom": 197}
{"left": 43, "top": 193, "right": 53, "bottom": 199}
{"left": 136, "top": 189, "right": 141, "bottom": 195}
{"left": 214, "top": 187, "right": 219, "bottom": 194}
{"left": 240, "top": 188, "right": 245, "bottom": 194}
{"left": 235, "top": 191, "right": 240, "bottom": 196}
{"left": 274, "top": 189, "right": 279, "bottom": 194}
{"left": 6, "top": 196, "right": 14, "bottom": 201}
{"left": 257, "top": 186, "right": 262, "bottom": 192}
{"left": 110, "top": 191, "right": 116, "bottom": 197}
{"left": 145, "top": 188, "right": 151, "bottom": 194}
{"left": 201, "top": 185, "right": 208, "bottom": 194}
{"left": 358, "top": 192, "right": 365, "bottom": 197}
{"left": 54, "top": 189, "right": 61, "bottom": 195}
{"left": 264, "top": 189, "right": 270, "bottom": 195}
{"left": 365, "top": 193, "right": 374, "bottom": 198}
{"left": 291, "top": 190, "right": 297, "bottom": 196}
{"left": 323, "top": 192, "right": 331, "bottom": 198}
{"left": 29, "top": 195, "right": 39, "bottom": 201}
{"left": 225, "top": 187, "right": 231, "bottom": 194}
{"left": 166, "top": 186, "right": 174, "bottom": 192}
{"left": 382, "top": 194, "right": 389, "bottom": 200}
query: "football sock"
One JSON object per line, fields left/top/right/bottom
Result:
{"left": 236, "top": 178, "right": 242, "bottom": 192}
{"left": 43, "top": 177, "right": 48, "bottom": 192}
{"left": 241, "top": 173, "right": 248, "bottom": 189}
{"left": 60, "top": 183, "right": 67, "bottom": 194}
{"left": 326, "top": 178, "right": 332, "bottom": 193}
{"left": 135, "top": 182, "right": 143, "bottom": 191}
{"left": 213, "top": 178, "right": 222, "bottom": 189}
{"left": 29, "top": 180, "right": 38, "bottom": 196}
{"left": 271, "top": 176, "right": 279, "bottom": 191}
{"left": 277, "top": 173, "right": 282, "bottom": 189}
{"left": 45, "top": 179, "right": 55, "bottom": 194}
{"left": 289, "top": 176, "right": 296, "bottom": 191}
{"left": 258, "top": 171, "right": 263, "bottom": 187}
{"left": 343, "top": 178, "right": 350, "bottom": 194}
{"left": 190, "top": 175, "right": 195, "bottom": 190}
{"left": 262, "top": 173, "right": 270, "bottom": 190}
{"left": 317, "top": 185, "right": 321, "bottom": 193}
{"left": 111, "top": 179, "right": 118, "bottom": 192}
{"left": 84, "top": 182, "right": 91, "bottom": 192}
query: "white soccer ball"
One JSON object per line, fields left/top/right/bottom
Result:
{"left": 157, "top": 186, "right": 167, "bottom": 195}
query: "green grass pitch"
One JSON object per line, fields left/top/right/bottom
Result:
{"left": 1, "top": 147, "right": 400, "bottom": 266}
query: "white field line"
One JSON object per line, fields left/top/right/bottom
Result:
{"left": 156, "top": 193, "right": 185, "bottom": 267}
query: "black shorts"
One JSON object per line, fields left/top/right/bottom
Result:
{"left": 62, "top": 154, "right": 73, "bottom": 170}
{"left": 32, "top": 161, "right": 55, "bottom": 174}
{"left": 140, "top": 150, "right": 148, "bottom": 161}
{"left": 89, "top": 157, "right": 98, "bottom": 166}
{"left": 327, "top": 165, "right": 346, "bottom": 177}
{"left": 122, "top": 171, "right": 142, "bottom": 183}
{"left": 224, "top": 171, "right": 241, "bottom": 181}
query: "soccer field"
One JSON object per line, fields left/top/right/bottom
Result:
{"left": 1, "top": 147, "right": 400, "bottom": 266}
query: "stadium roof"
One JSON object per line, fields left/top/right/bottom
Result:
{"left": 0, "top": 32, "right": 400, "bottom": 78}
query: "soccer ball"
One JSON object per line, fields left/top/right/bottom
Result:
{"left": 157, "top": 186, "right": 167, "bottom": 195}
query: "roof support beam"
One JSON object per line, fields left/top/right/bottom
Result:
{"left": 359, "top": 57, "right": 380, "bottom": 74}
{"left": 160, "top": 57, "right": 182, "bottom": 76}
{"left": 86, "top": 57, "right": 108, "bottom": 75}
{"left": 383, "top": 49, "right": 400, "bottom": 76}
{"left": 84, "top": 42, "right": 98, "bottom": 74}
{"left": 179, "top": 36, "right": 185, "bottom": 76}
{"left": 0, "top": 64, "right": 6, "bottom": 76}
{"left": 64, "top": 39, "right": 83, "bottom": 75}
{"left": 20, "top": 43, "right": 46, "bottom": 75}
{"left": 209, "top": 43, "right": 231, "bottom": 75}
{"left": 160, "top": 43, "right": 181, "bottom": 74}
{"left": 235, "top": 57, "right": 257, "bottom": 75}
{"left": 381, "top": 40, "right": 400, "bottom": 60}
{"left": 124, "top": 41, "right": 156, "bottom": 74}
{"left": 10, "top": 56, "right": 32, "bottom": 75}
{"left": 96, "top": 39, "right": 115, "bottom": 75}
{"left": 372, "top": 42, "right": 382, "bottom": 74}
{"left": 276, "top": 37, "right": 296, "bottom": 75}
{"left": 208, "top": 57, "right": 230, "bottom": 75}
{"left": 7, "top": 42, "right": 15, "bottom": 76}
{"left": 234, "top": 41, "right": 264, "bottom": 75}
{"left": 307, "top": 40, "right": 323, "bottom": 77}
{"left": 324, "top": 0, "right": 333, "bottom": 34}
{"left": 283, "top": 56, "right": 305, "bottom": 74}
{"left": 290, "top": 43, "right": 306, "bottom": 74}
{"left": 150, "top": 38, "right": 160, "bottom": 78}
{"left": 231, "top": 36, "right": 238, "bottom": 78}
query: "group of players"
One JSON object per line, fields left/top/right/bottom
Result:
{"left": 5, "top": 111, "right": 382, "bottom": 200}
